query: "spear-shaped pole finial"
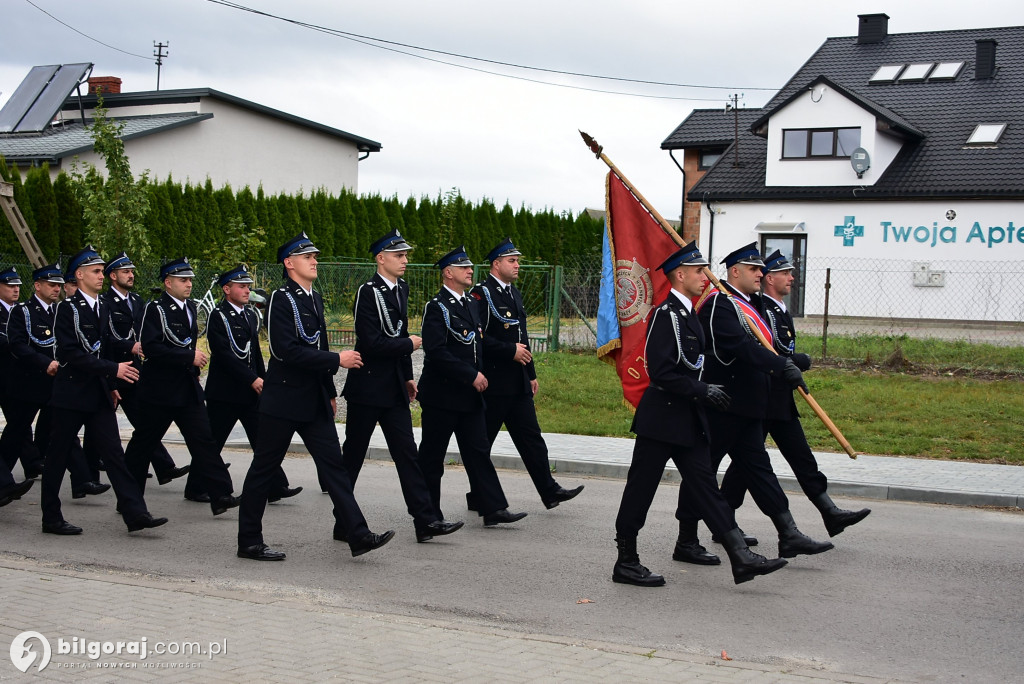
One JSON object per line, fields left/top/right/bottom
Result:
{"left": 579, "top": 130, "right": 603, "bottom": 159}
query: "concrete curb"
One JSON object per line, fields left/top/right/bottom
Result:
{"left": 199, "top": 436, "right": 1023, "bottom": 510}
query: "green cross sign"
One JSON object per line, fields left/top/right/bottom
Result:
{"left": 834, "top": 216, "right": 864, "bottom": 246}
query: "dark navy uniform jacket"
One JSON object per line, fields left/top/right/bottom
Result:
{"left": 260, "top": 278, "right": 339, "bottom": 421}
{"left": 50, "top": 292, "right": 131, "bottom": 411}
{"left": 631, "top": 294, "right": 710, "bottom": 446}
{"left": 6, "top": 296, "right": 57, "bottom": 405}
{"left": 697, "top": 281, "right": 788, "bottom": 419}
{"left": 100, "top": 287, "right": 144, "bottom": 390}
{"left": 417, "top": 287, "right": 485, "bottom": 413}
{"left": 470, "top": 274, "right": 535, "bottom": 396}
{"left": 0, "top": 302, "right": 14, "bottom": 398}
{"left": 205, "top": 299, "right": 265, "bottom": 406}
{"left": 138, "top": 292, "right": 205, "bottom": 406}
{"left": 342, "top": 273, "right": 415, "bottom": 408}
{"left": 754, "top": 292, "right": 801, "bottom": 422}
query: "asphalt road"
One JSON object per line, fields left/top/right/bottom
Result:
{"left": 2, "top": 448, "right": 1022, "bottom": 683}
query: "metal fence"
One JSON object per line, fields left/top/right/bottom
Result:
{"left": 5, "top": 252, "right": 1021, "bottom": 351}
{"left": 0, "top": 253, "right": 568, "bottom": 350}
{"left": 553, "top": 255, "right": 1024, "bottom": 350}
{"left": 313, "top": 261, "right": 562, "bottom": 351}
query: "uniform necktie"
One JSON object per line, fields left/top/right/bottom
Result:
{"left": 460, "top": 296, "right": 470, "bottom": 311}
{"left": 93, "top": 302, "right": 99, "bottom": 317}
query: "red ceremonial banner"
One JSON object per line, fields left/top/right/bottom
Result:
{"left": 598, "top": 171, "right": 681, "bottom": 408}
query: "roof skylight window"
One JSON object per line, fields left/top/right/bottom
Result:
{"left": 898, "top": 63, "right": 934, "bottom": 81}
{"left": 967, "top": 123, "right": 1006, "bottom": 145}
{"left": 870, "top": 64, "right": 904, "bottom": 82}
{"left": 929, "top": 61, "right": 965, "bottom": 80}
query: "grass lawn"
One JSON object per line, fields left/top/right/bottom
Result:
{"left": 231, "top": 335, "right": 1022, "bottom": 464}
{"left": 528, "top": 351, "right": 1024, "bottom": 464}
{"left": 800, "top": 333, "right": 1024, "bottom": 374}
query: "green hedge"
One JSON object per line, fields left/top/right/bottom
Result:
{"left": 0, "top": 157, "right": 603, "bottom": 265}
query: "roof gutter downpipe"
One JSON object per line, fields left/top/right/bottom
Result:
{"left": 703, "top": 194, "right": 715, "bottom": 264}
{"left": 668, "top": 149, "right": 686, "bottom": 231}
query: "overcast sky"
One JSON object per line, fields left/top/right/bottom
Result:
{"left": 3, "top": 1, "right": 1021, "bottom": 220}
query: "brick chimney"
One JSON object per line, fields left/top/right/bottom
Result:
{"left": 975, "top": 39, "right": 998, "bottom": 79}
{"left": 88, "top": 76, "right": 122, "bottom": 95}
{"left": 857, "top": 13, "right": 889, "bottom": 44}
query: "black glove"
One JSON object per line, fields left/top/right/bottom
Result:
{"left": 791, "top": 353, "right": 811, "bottom": 372}
{"left": 782, "top": 358, "right": 809, "bottom": 393}
{"left": 701, "top": 383, "right": 731, "bottom": 411}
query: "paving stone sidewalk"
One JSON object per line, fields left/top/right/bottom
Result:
{"left": 0, "top": 560, "right": 891, "bottom": 683}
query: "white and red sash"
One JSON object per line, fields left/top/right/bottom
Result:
{"left": 696, "top": 287, "right": 773, "bottom": 345}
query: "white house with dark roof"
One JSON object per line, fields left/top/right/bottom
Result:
{"left": 662, "top": 14, "right": 1024, "bottom": 324}
{"left": 0, "top": 69, "right": 381, "bottom": 196}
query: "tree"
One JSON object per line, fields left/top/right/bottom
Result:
{"left": 23, "top": 166, "right": 60, "bottom": 261}
{"left": 53, "top": 172, "right": 84, "bottom": 255}
{"left": 428, "top": 187, "right": 460, "bottom": 263}
{"left": 69, "top": 99, "right": 152, "bottom": 260}
{"left": 204, "top": 215, "right": 266, "bottom": 273}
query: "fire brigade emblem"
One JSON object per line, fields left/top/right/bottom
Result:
{"left": 615, "top": 258, "right": 654, "bottom": 327}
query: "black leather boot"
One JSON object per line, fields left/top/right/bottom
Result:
{"left": 811, "top": 492, "right": 871, "bottom": 537}
{"left": 711, "top": 526, "right": 758, "bottom": 547}
{"left": 612, "top": 536, "right": 665, "bottom": 587}
{"left": 672, "top": 518, "right": 720, "bottom": 565}
{"left": 720, "top": 528, "right": 788, "bottom": 585}
{"left": 771, "top": 510, "right": 834, "bottom": 558}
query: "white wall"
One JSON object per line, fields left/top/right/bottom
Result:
{"left": 58, "top": 97, "right": 361, "bottom": 196}
{"left": 701, "top": 199, "right": 1024, "bottom": 322}
{"left": 764, "top": 85, "right": 903, "bottom": 187}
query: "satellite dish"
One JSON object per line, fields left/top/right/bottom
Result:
{"left": 851, "top": 147, "right": 871, "bottom": 178}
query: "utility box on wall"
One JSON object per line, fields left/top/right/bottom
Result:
{"left": 912, "top": 262, "right": 946, "bottom": 287}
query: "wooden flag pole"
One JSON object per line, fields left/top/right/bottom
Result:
{"left": 580, "top": 131, "right": 857, "bottom": 459}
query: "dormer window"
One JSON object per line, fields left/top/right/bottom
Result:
{"left": 782, "top": 127, "right": 861, "bottom": 159}
{"left": 966, "top": 123, "right": 1006, "bottom": 145}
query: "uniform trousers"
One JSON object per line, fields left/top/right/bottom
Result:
{"left": 0, "top": 396, "right": 35, "bottom": 473}
{"left": 41, "top": 406, "right": 147, "bottom": 525}
{"left": 0, "top": 402, "right": 48, "bottom": 474}
{"left": 719, "top": 415, "right": 828, "bottom": 509}
{"left": 0, "top": 461, "right": 16, "bottom": 489}
{"left": 678, "top": 410, "right": 789, "bottom": 524}
{"left": 417, "top": 404, "right": 509, "bottom": 519}
{"left": 238, "top": 412, "right": 370, "bottom": 548}
{"left": 123, "top": 400, "right": 233, "bottom": 498}
{"left": 190, "top": 400, "right": 289, "bottom": 498}
{"left": 342, "top": 401, "right": 435, "bottom": 526}
{"left": 1, "top": 402, "right": 91, "bottom": 487}
{"left": 616, "top": 434, "right": 736, "bottom": 538}
{"left": 483, "top": 393, "right": 557, "bottom": 499}
{"left": 117, "top": 386, "right": 179, "bottom": 475}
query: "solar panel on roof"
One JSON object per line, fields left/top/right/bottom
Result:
{"left": 15, "top": 63, "right": 92, "bottom": 133}
{"left": 0, "top": 65, "right": 59, "bottom": 133}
